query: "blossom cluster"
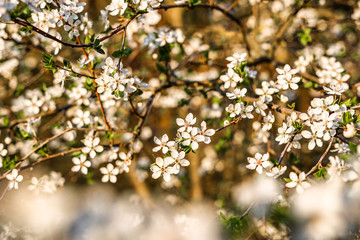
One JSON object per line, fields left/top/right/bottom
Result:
{"left": 95, "top": 57, "right": 148, "bottom": 101}
{"left": 150, "top": 113, "right": 215, "bottom": 182}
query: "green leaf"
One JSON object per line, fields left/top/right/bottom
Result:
{"left": 342, "top": 111, "right": 352, "bottom": 125}
{"left": 349, "top": 142, "right": 357, "bottom": 152}
{"left": 298, "top": 28, "right": 312, "bottom": 46}
{"left": 178, "top": 99, "right": 190, "bottom": 107}
{"left": 9, "top": 4, "right": 32, "bottom": 20}
{"left": 287, "top": 102, "right": 296, "bottom": 109}
{"left": 14, "top": 84, "right": 25, "bottom": 96}
{"left": 0, "top": 115, "right": 9, "bottom": 127}
{"left": 2, "top": 155, "right": 18, "bottom": 171}
{"left": 134, "top": 89, "right": 143, "bottom": 96}
{"left": 33, "top": 143, "right": 49, "bottom": 157}
{"left": 83, "top": 77, "right": 95, "bottom": 91}
{"left": 112, "top": 48, "right": 132, "bottom": 58}
{"left": 63, "top": 59, "right": 71, "bottom": 69}
{"left": 14, "top": 127, "right": 33, "bottom": 140}
{"left": 19, "top": 25, "right": 32, "bottom": 34}
{"left": 199, "top": 89, "right": 208, "bottom": 99}
{"left": 113, "top": 89, "right": 124, "bottom": 98}
{"left": 95, "top": 46, "right": 105, "bottom": 54}
{"left": 184, "top": 86, "right": 192, "bottom": 95}
{"left": 86, "top": 171, "right": 94, "bottom": 185}
{"left": 189, "top": 0, "right": 202, "bottom": 6}
{"left": 292, "top": 121, "right": 303, "bottom": 132}
{"left": 84, "top": 34, "right": 95, "bottom": 45}
{"left": 158, "top": 46, "right": 171, "bottom": 62}
{"left": 124, "top": 8, "right": 136, "bottom": 19}
{"left": 314, "top": 166, "right": 328, "bottom": 180}
{"left": 42, "top": 53, "right": 57, "bottom": 73}
{"left": 284, "top": 177, "right": 292, "bottom": 183}
{"left": 340, "top": 97, "right": 357, "bottom": 107}
{"left": 94, "top": 38, "right": 100, "bottom": 47}
{"left": 40, "top": 83, "right": 47, "bottom": 94}
{"left": 304, "top": 81, "right": 313, "bottom": 88}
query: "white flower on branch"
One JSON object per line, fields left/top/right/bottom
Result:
{"left": 332, "top": 74, "right": 350, "bottom": 91}
{"left": 71, "top": 154, "right": 91, "bottom": 175}
{"left": 323, "top": 83, "right": 345, "bottom": 96}
{"left": 310, "top": 96, "right": 339, "bottom": 114}
{"left": 262, "top": 112, "right": 275, "bottom": 131}
{"left": 82, "top": 135, "right": 104, "bottom": 158}
{"left": 225, "top": 103, "right": 240, "bottom": 118}
{"left": 100, "top": 163, "right": 119, "bottom": 183}
{"left": 152, "top": 134, "right": 175, "bottom": 154}
{"left": 100, "top": 10, "right": 110, "bottom": 30}
{"left": 319, "top": 56, "right": 344, "bottom": 78}
{"left": 285, "top": 172, "right": 311, "bottom": 194}
{"left": 343, "top": 123, "right": 356, "bottom": 138}
{"left": 275, "top": 123, "right": 295, "bottom": 145}
{"left": 169, "top": 150, "right": 189, "bottom": 174}
{"left": 327, "top": 156, "right": 348, "bottom": 180}
{"left": 220, "top": 68, "right": 242, "bottom": 89}
{"left": 199, "top": 121, "right": 215, "bottom": 144}
{"left": 182, "top": 127, "right": 202, "bottom": 150}
{"left": 266, "top": 166, "right": 287, "bottom": 178}
{"left": 119, "top": 151, "right": 132, "bottom": 167}
{"left": 155, "top": 28, "right": 176, "bottom": 47}
{"left": 253, "top": 100, "right": 267, "bottom": 116}
{"left": 150, "top": 157, "right": 175, "bottom": 182}
{"left": 301, "top": 125, "right": 324, "bottom": 150}
{"left": 176, "top": 113, "right": 196, "bottom": 133}
{"left": 72, "top": 109, "right": 91, "bottom": 128}
{"left": 276, "top": 64, "right": 301, "bottom": 90}
{"left": 246, "top": 152, "right": 272, "bottom": 174}
{"left": 31, "top": 11, "right": 56, "bottom": 33}
{"left": 6, "top": 169, "right": 23, "bottom": 190}
{"left": 64, "top": 17, "right": 81, "bottom": 39}
{"left": 106, "top": 0, "right": 128, "bottom": 16}
{"left": 226, "top": 88, "right": 247, "bottom": 100}
{"left": 294, "top": 56, "right": 309, "bottom": 73}
{"left": 60, "top": 1, "right": 86, "bottom": 21}
{"left": 255, "top": 81, "right": 277, "bottom": 103}
{"left": 226, "top": 52, "right": 247, "bottom": 68}
{"left": 28, "top": 171, "right": 64, "bottom": 194}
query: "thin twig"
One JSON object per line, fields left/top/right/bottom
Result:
{"left": 117, "top": 30, "right": 127, "bottom": 72}
{"left": 225, "top": 0, "right": 239, "bottom": 13}
{"left": 20, "top": 147, "right": 83, "bottom": 171}
{"left": 277, "top": 134, "right": 296, "bottom": 165}
{"left": 305, "top": 135, "right": 335, "bottom": 177}
{"left": 76, "top": 36, "right": 112, "bottom": 131}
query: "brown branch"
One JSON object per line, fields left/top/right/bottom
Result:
{"left": 13, "top": 16, "right": 137, "bottom": 48}
{"left": 20, "top": 147, "right": 83, "bottom": 171}
{"left": 128, "top": 96, "right": 143, "bottom": 119}
{"left": 225, "top": 0, "right": 239, "bottom": 13}
{"left": 277, "top": 134, "right": 296, "bottom": 165}
{"left": 55, "top": 64, "right": 95, "bottom": 79}
{"left": 117, "top": 30, "right": 127, "bottom": 72}
{"left": 76, "top": 36, "right": 112, "bottom": 130}
{"left": 305, "top": 135, "right": 335, "bottom": 178}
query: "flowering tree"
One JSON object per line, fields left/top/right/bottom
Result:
{"left": 1, "top": 0, "right": 360, "bottom": 239}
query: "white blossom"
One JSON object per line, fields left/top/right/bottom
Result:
{"left": 6, "top": 169, "right": 23, "bottom": 190}
{"left": 286, "top": 172, "right": 311, "bottom": 194}
{"left": 246, "top": 152, "right": 272, "bottom": 174}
